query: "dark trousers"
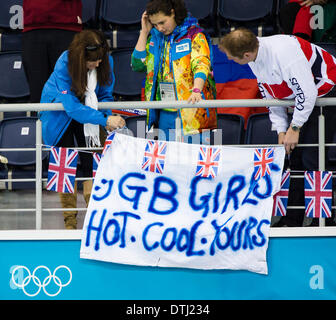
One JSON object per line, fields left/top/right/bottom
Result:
{"left": 22, "top": 29, "right": 77, "bottom": 103}
{"left": 57, "top": 120, "right": 93, "bottom": 178}
{"left": 280, "top": 98, "right": 336, "bottom": 226}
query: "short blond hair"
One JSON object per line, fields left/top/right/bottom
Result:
{"left": 219, "top": 28, "right": 259, "bottom": 59}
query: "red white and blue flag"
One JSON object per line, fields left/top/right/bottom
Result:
{"left": 272, "top": 170, "right": 290, "bottom": 216}
{"left": 304, "top": 171, "right": 333, "bottom": 218}
{"left": 92, "top": 152, "right": 101, "bottom": 178}
{"left": 46, "top": 147, "right": 78, "bottom": 193}
{"left": 195, "top": 146, "right": 221, "bottom": 179}
{"left": 253, "top": 148, "right": 274, "bottom": 180}
{"left": 142, "top": 140, "right": 167, "bottom": 174}
{"left": 102, "top": 131, "right": 116, "bottom": 156}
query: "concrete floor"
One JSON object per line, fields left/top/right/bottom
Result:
{"left": 0, "top": 189, "right": 87, "bottom": 230}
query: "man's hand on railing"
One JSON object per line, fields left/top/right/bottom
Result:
{"left": 278, "top": 128, "right": 300, "bottom": 154}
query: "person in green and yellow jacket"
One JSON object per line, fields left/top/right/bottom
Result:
{"left": 131, "top": 0, "right": 217, "bottom": 143}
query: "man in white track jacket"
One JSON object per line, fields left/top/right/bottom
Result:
{"left": 218, "top": 28, "right": 336, "bottom": 154}
{"left": 219, "top": 28, "right": 336, "bottom": 227}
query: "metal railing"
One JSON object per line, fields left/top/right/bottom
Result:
{"left": 0, "top": 97, "right": 336, "bottom": 231}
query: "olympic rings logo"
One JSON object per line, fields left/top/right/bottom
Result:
{"left": 11, "top": 265, "right": 72, "bottom": 297}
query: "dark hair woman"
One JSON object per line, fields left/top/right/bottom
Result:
{"left": 40, "top": 29, "right": 125, "bottom": 229}
{"left": 132, "top": 0, "right": 217, "bottom": 143}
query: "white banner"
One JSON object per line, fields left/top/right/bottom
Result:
{"left": 80, "top": 133, "right": 285, "bottom": 274}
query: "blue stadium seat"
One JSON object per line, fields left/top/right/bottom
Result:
{"left": 0, "top": 0, "right": 23, "bottom": 29}
{"left": 184, "top": 0, "right": 216, "bottom": 36}
{"left": 100, "top": 0, "right": 146, "bottom": 25}
{"left": 0, "top": 33, "right": 22, "bottom": 52}
{"left": 218, "top": 0, "right": 277, "bottom": 36}
{"left": 244, "top": 112, "right": 278, "bottom": 144}
{"left": 211, "top": 114, "right": 245, "bottom": 145}
{"left": 111, "top": 49, "right": 145, "bottom": 98}
{"left": 0, "top": 117, "right": 48, "bottom": 190}
{"left": 125, "top": 115, "right": 147, "bottom": 139}
{"left": 0, "top": 117, "right": 47, "bottom": 166}
{"left": 81, "top": 0, "right": 99, "bottom": 28}
{"left": 100, "top": 0, "right": 146, "bottom": 49}
{"left": 0, "top": 52, "right": 29, "bottom": 99}
{"left": 106, "top": 29, "right": 142, "bottom": 50}
{"left": 0, "top": 51, "right": 30, "bottom": 118}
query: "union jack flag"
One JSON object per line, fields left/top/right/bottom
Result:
{"left": 195, "top": 146, "right": 221, "bottom": 179}
{"left": 253, "top": 148, "right": 274, "bottom": 180}
{"left": 304, "top": 171, "right": 333, "bottom": 218}
{"left": 142, "top": 140, "right": 167, "bottom": 174}
{"left": 92, "top": 152, "right": 101, "bottom": 178}
{"left": 102, "top": 131, "right": 116, "bottom": 156}
{"left": 272, "top": 170, "right": 290, "bottom": 216}
{"left": 46, "top": 147, "right": 78, "bottom": 193}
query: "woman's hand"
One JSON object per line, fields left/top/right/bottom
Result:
{"left": 188, "top": 79, "right": 205, "bottom": 104}
{"left": 105, "top": 115, "right": 126, "bottom": 131}
{"left": 187, "top": 91, "right": 203, "bottom": 104}
{"left": 141, "top": 11, "right": 153, "bottom": 35}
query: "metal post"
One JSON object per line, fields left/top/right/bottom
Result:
{"left": 318, "top": 110, "right": 326, "bottom": 227}
{"left": 35, "top": 119, "right": 43, "bottom": 229}
{"left": 175, "top": 116, "right": 183, "bottom": 142}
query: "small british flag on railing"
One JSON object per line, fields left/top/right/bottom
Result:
{"left": 142, "top": 140, "right": 167, "bottom": 174}
{"left": 253, "top": 148, "right": 274, "bottom": 180}
{"left": 92, "top": 152, "right": 101, "bottom": 178}
{"left": 272, "top": 170, "right": 290, "bottom": 216}
{"left": 195, "top": 146, "right": 221, "bottom": 179}
{"left": 102, "top": 131, "right": 116, "bottom": 157}
{"left": 304, "top": 171, "right": 333, "bottom": 218}
{"left": 46, "top": 147, "right": 78, "bottom": 193}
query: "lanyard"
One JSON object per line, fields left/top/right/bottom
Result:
{"left": 159, "top": 35, "right": 174, "bottom": 80}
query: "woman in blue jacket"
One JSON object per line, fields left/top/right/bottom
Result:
{"left": 40, "top": 29, "right": 125, "bottom": 229}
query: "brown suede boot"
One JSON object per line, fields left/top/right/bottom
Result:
{"left": 59, "top": 182, "right": 78, "bottom": 229}
{"left": 83, "top": 179, "right": 93, "bottom": 207}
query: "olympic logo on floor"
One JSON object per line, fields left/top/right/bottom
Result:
{"left": 10, "top": 265, "right": 72, "bottom": 297}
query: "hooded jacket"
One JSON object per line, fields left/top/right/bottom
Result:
{"left": 131, "top": 15, "right": 217, "bottom": 136}
{"left": 39, "top": 51, "right": 114, "bottom": 146}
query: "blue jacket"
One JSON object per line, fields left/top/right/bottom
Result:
{"left": 40, "top": 51, "right": 114, "bottom": 146}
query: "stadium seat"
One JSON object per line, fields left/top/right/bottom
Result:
{"left": 244, "top": 112, "right": 278, "bottom": 144}
{"left": 218, "top": 0, "right": 277, "bottom": 36}
{"left": 0, "top": 0, "right": 23, "bottom": 29}
{"left": 125, "top": 115, "right": 147, "bottom": 139}
{"left": 211, "top": 113, "right": 245, "bottom": 145}
{"left": 100, "top": 0, "right": 146, "bottom": 49}
{"left": 100, "top": 0, "right": 145, "bottom": 25}
{"left": 0, "top": 51, "right": 30, "bottom": 118}
{"left": 0, "top": 117, "right": 48, "bottom": 190}
{"left": 184, "top": 0, "right": 216, "bottom": 36}
{"left": 0, "top": 117, "right": 47, "bottom": 166}
{"left": 0, "top": 51, "right": 29, "bottom": 99}
{"left": 0, "top": 33, "right": 22, "bottom": 52}
{"left": 81, "top": 0, "right": 99, "bottom": 28}
{"left": 106, "top": 29, "right": 142, "bottom": 51}
{"left": 111, "top": 49, "right": 145, "bottom": 98}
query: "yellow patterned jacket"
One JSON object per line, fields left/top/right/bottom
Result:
{"left": 131, "top": 16, "right": 217, "bottom": 136}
